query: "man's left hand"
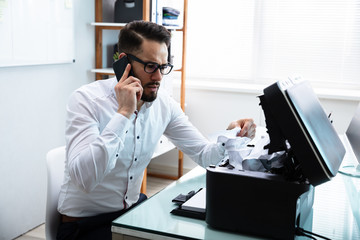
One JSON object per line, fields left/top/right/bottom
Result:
{"left": 227, "top": 119, "right": 256, "bottom": 139}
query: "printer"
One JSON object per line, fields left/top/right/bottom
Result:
{"left": 206, "top": 79, "right": 345, "bottom": 239}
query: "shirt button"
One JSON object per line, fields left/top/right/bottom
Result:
{"left": 130, "top": 176, "right": 133, "bottom": 180}
{"left": 137, "top": 136, "right": 140, "bottom": 139}
{"left": 125, "top": 130, "right": 128, "bottom": 134}
{"left": 134, "top": 158, "right": 137, "bottom": 161}
{"left": 222, "top": 143, "right": 225, "bottom": 146}
{"left": 125, "top": 196, "right": 128, "bottom": 199}
{"left": 116, "top": 154, "right": 119, "bottom": 157}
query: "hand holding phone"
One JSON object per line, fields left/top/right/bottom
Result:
{"left": 113, "top": 56, "right": 134, "bottom": 81}
{"left": 113, "top": 56, "right": 142, "bottom": 118}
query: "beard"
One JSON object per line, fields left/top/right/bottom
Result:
{"left": 141, "top": 82, "right": 160, "bottom": 102}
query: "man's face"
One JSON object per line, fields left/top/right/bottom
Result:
{"left": 130, "top": 40, "right": 169, "bottom": 102}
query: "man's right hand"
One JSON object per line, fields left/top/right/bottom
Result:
{"left": 114, "top": 64, "right": 143, "bottom": 119}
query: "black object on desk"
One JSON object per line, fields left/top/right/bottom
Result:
{"left": 171, "top": 188, "right": 206, "bottom": 220}
{"left": 172, "top": 190, "right": 196, "bottom": 204}
{"left": 206, "top": 79, "right": 345, "bottom": 240}
{"left": 171, "top": 206, "right": 206, "bottom": 220}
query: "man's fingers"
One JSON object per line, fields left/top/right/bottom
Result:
{"left": 119, "top": 64, "right": 132, "bottom": 83}
{"left": 227, "top": 119, "right": 256, "bottom": 138}
{"left": 226, "top": 121, "right": 239, "bottom": 130}
{"left": 237, "top": 120, "right": 256, "bottom": 138}
{"left": 128, "top": 81, "right": 143, "bottom": 101}
{"left": 245, "top": 122, "right": 256, "bottom": 139}
{"left": 136, "top": 86, "right": 143, "bottom": 101}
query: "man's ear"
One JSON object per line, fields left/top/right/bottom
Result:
{"left": 118, "top": 52, "right": 127, "bottom": 59}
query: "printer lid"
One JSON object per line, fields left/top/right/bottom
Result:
{"left": 260, "top": 79, "right": 345, "bottom": 186}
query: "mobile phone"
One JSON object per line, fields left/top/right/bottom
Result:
{"left": 112, "top": 56, "right": 134, "bottom": 81}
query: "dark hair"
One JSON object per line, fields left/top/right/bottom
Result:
{"left": 118, "top": 20, "right": 171, "bottom": 54}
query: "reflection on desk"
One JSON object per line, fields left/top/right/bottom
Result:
{"left": 112, "top": 166, "right": 360, "bottom": 240}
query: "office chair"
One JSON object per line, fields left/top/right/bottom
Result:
{"left": 45, "top": 146, "right": 66, "bottom": 240}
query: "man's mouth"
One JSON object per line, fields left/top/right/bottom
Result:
{"left": 141, "top": 83, "right": 160, "bottom": 102}
{"left": 145, "top": 83, "right": 160, "bottom": 89}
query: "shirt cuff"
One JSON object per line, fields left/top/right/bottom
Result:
{"left": 217, "top": 141, "right": 226, "bottom": 156}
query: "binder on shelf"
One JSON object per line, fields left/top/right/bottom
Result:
{"left": 150, "top": 0, "right": 157, "bottom": 23}
{"left": 150, "top": 0, "right": 162, "bottom": 24}
{"left": 151, "top": 0, "right": 182, "bottom": 27}
{"left": 114, "top": 0, "right": 143, "bottom": 23}
{"left": 156, "top": 0, "right": 163, "bottom": 25}
{"left": 162, "top": 7, "right": 181, "bottom": 27}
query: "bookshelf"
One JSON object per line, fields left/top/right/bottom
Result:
{"left": 93, "top": 0, "right": 188, "bottom": 192}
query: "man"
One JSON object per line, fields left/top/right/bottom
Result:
{"left": 57, "top": 20, "right": 256, "bottom": 240}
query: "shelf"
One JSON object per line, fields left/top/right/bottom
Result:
{"left": 91, "top": 22, "right": 127, "bottom": 27}
{"left": 91, "top": 68, "right": 114, "bottom": 75}
{"left": 91, "top": 22, "right": 183, "bottom": 31}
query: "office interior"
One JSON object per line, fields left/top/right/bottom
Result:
{"left": 1, "top": 0, "right": 359, "bottom": 239}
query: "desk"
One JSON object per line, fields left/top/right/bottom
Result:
{"left": 112, "top": 166, "right": 360, "bottom": 240}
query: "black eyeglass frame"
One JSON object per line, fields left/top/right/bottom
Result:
{"left": 126, "top": 53, "right": 174, "bottom": 75}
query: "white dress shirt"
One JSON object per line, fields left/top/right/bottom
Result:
{"left": 58, "top": 77, "right": 225, "bottom": 217}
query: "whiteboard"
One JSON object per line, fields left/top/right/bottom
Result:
{"left": 0, "top": 0, "right": 75, "bottom": 67}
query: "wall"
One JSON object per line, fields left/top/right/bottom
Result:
{"left": 0, "top": 1, "right": 95, "bottom": 239}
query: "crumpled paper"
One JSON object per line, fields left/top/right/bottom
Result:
{"left": 215, "top": 127, "right": 286, "bottom": 171}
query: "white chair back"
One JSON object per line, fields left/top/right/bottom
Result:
{"left": 45, "top": 146, "right": 66, "bottom": 240}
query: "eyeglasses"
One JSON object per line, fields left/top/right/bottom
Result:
{"left": 126, "top": 54, "right": 173, "bottom": 75}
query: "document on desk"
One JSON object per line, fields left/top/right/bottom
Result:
{"left": 181, "top": 188, "right": 206, "bottom": 213}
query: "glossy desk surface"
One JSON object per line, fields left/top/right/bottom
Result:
{"left": 112, "top": 166, "right": 360, "bottom": 240}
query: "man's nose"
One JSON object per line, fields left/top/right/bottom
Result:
{"left": 151, "top": 68, "right": 162, "bottom": 81}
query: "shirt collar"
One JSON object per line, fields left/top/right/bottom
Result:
{"left": 144, "top": 101, "right": 154, "bottom": 108}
